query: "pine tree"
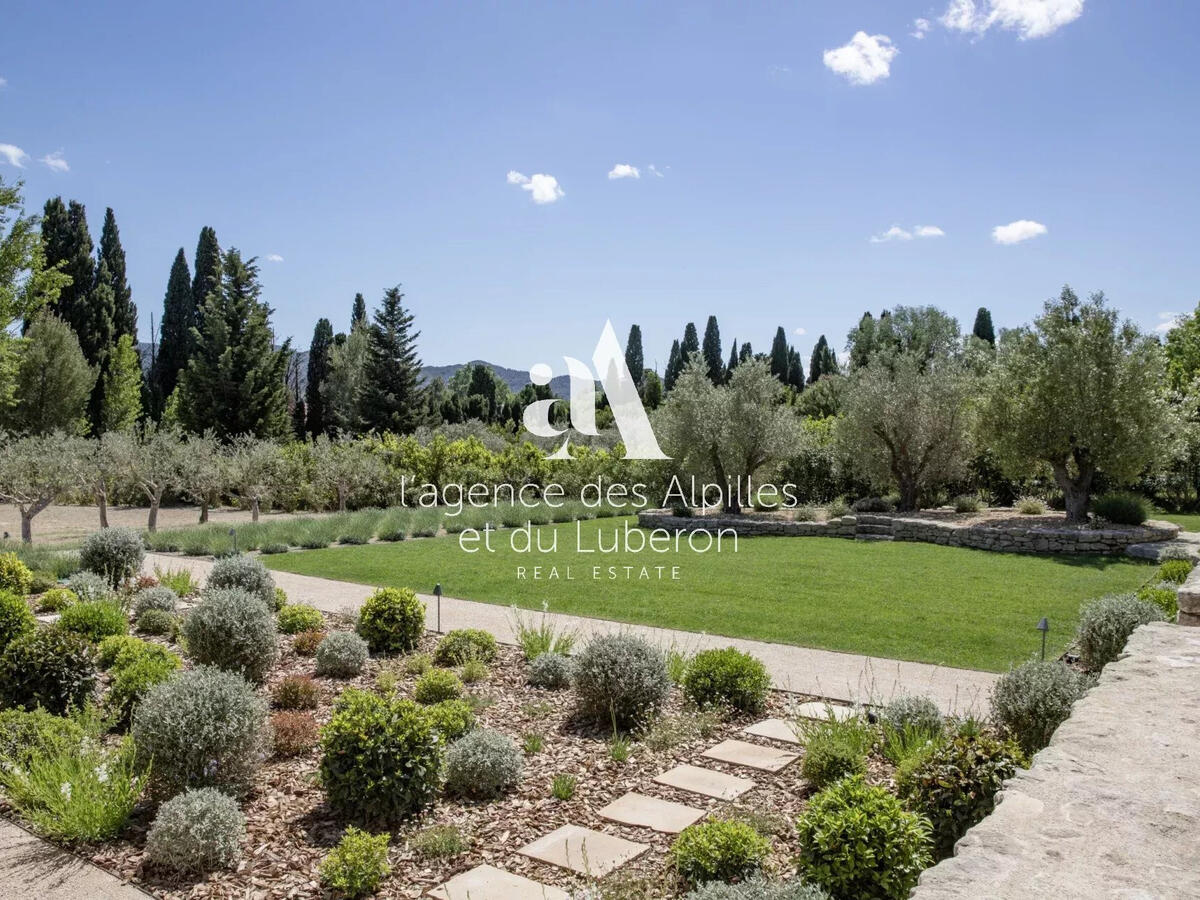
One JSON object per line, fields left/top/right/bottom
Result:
{"left": 769, "top": 326, "right": 789, "bottom": 381}
{"left": 702, "top": 315, "right": 723, "bottom": 384}
{"left": 305, "top": 317, "right": 335, "bottom": 437}
{"left": 681, "top": 322, "right": 700, "bottom": 367}
{"left": 99, "top": 208, "right": 135, "bottom": 339}
{"left": 664, "top": 339, "right": 683, "bottom": 392}
{"left": 359, "top": 286, "right": 425, "bottom": 434}
{"left": 191, "top": 226, "right": 222, "bottom": 316}
{"left": 3, "top": 311, "right": 96, "bottom": 435}
{"left": 973, "top": 307, "right": 996, "bottom": 345}
{"left": 624, "top": 324, "right": 644, "bottom": 387}
{"left": 100, "top": 334, "right": 143, "bottom": 432}
{"left": 351, "top": 292, "right": 367, "bottom": 329}
{"left": 150, "top": 248, "right": 193, "bottom": 418}
{"left": 178, "top": 249, "right": 292, "bottom": 439}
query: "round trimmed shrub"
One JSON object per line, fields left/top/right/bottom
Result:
{"left": 278, "top": 603, "right": 324, "bottom": 635}
{"left": 1157, "top": 558, "right": 1194, "bottom": 585}
{"left": 671, "top": 820, "right": 771, "bottom": 885}
{"left": 272, "top": 675, "right": 321, "bottom": 710}
{"left": 989, "top": 660, "right": 1090, "bottom": 755}
{"left": 315, "top": 631, "right": 369, "bottom": 678}
{"left": 1076, "top": 593, "right": 1165, "bottom": 671}
{"left": 527, "top": 652, "right": 572, "bottom": 689}
{"left": 572, "top": 634, "right": 670, "bottom": 729}
{"left": 133, "top": 586, "right": 178, "bottom": 619}
{"left": 97, "top": 634, "right": 146, "bottom": 669}
{"left": 443, "top": 728, "right": 523, "bottom": 799}
{"left": 0, "top": 590, "right": 36, "bottom": 653}
{"left": 136, "top": 608, "right": 177, "bottom": 637}
{"left": 0, "top": 708, "right": 86, "bottom": 768}
{"left": 852, "top": 496, "right": 894, "bottom": 513}
{"left": 425, "top": 698, "right": 475, "bottom": 741}
{"left": 183, "top": 587, "right": 279, "bottom": 683}
{"left": 106, "top": 644, "right": 181, "bottom": 727}
{"left": 796, "top": 775, "right": 932, "bottom": 900}
{"left": 319, "top": 689, "right": 443, "bottom": 824}
{"left": 413, "top": 668, "right": 462, "bottom": 704}
{"left": 0, "top": 627, "right": 96, "bottom": 714}
{"left": 145, "top": 787, "right": 245, "bottom": 874}
{"left": 0, "top": 553, "right": 34, "bottom": 595}
{"left": 206, "top": 554, "right": 276, "bottom": 609}
{"left": 683, "top": 647, "right": 770, "bottom": 713}
{"left": 320, "top": 827, "right": 391, "bottom": 898}
{"left": 356, "top": 587, "right": 425, "bottom": 654}
{"left": 273, "top": 587, "right": 288, "bottom": 611}
{"left": 58, "top": 599, "right": 128, "bottom": 642}
{"left": 684, "top": 878, "right": 831, "bottom": 900}
{"left": 433, "top": 629, "right": 498, "bottom": 666}
{"left": 66, "top": 571, "right": 112, "bottom": 603}
{"left": 36, "top": 587, "right": 78, "bottom": 613}
{"left": 79, "top": 526, "right": 145, "bottom": 588}
{"left": 897, "top": 732, "right": 1026, "bottom": 859}
{"left": 132, "top": 665, "right": 270, "bottom": 797}
{"left": 880, "top": 694, "right": 943, "bottom": 738}
{"left": 1090, "top": 492, "right": 1148, "bottom": 526}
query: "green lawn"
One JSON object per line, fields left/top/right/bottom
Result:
{"left": 265, "top": 518, "right": 1155, "bottom": 673}
{"left": 1153, "top": 511, "right": 1200, "bottom": 533}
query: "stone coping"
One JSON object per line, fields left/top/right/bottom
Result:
{"left": 1175, "top": 564, "right": 1200, "bottom": 626}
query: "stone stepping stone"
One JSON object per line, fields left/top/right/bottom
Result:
{"left": 654, "top": 764, "right": 756, "bottom": 800}
{"left": 517, "top": 824, "right": 648, "bottom": 877}
{"left": 793, "top": 701, "right": 856, "bottom": 722}
{"left": 743, "top": 718, "right": 801, "bottom": 745}
{"left": 599, "top": 791, "right": 705, "bottom": 833}
{"left": 701, "top": 739, "right": 798, "bottom": 772}
{"left": 427, "top": 864, "right": 569, "bottom": 899}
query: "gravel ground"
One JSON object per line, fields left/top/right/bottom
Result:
{"left": 0, "top": 505, "right": 309, "bottom": 545}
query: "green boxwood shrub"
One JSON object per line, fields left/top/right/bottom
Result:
{"left": 0, "top": 708, "right": 85, "bottom": 769}
{"left": 443, "top": 728, "right": 523, "bottom": 799}
{"left": 320, "top": 827, "right": 391, "bottom": 898}
{"left": 796, "top": 775, "right": 932, "bottom": 900}
{"left": 79, "top": 527, "right": 145, "bottom": 588}
{"left": 58, "top": 599, "right": 128, "bottom": 643}
{"left": 357, "top": 587, "right": 425, "bottom": 653}
{"left": 36, "top": 587, "right": 78, "bottom": 613}
{"left": 1076, "top": 593, "right": 1165, "bottom": 670}
{"left": 1136, "top": 583, "right": 1178, "bottom": 619}
{"left": 132, "top": 666, "right": 270, "bottom": 797}
{"left": 897, "top": 732, "right": 1026, "bottom": 859}
{"left": 433, "top": 628, "right": 498, "bottom": 666}
{"left": 315, "top": 631, "right": 369, "bottom": 678}
{"left": 1157, "top": 558, "right": 1194, "bottom": 585}
{"left": 682, "top": 647, "right": 770, "bottom": 713}
{"left": 183, "top": 587, "right": 279, "bottom": 683}
{"left": 425, "top": 698, "right": 475, "bottom": 741}
{"left": 107, "top": 644, "right": 182, "bottom": 727}
{"left": 989, "top": 660, "right": 1090, "bottom": 755}
{"left": 671, "top": 820, "right": 771, "bottom": 885}
{"left": 0, "top": 552, "right": 34, "bottom": 595}
{"left": 145, "top": 787, "right": 245, "bottom": 874}
{"left": 571, "top": 634, "right": 670, "bottom": 729}
{"left": 133, "top": 586, "right": 178, "bottom": 619}
{"left": 0, "top": 589, "right": 36, "bottom": 653}
{"left": 0, "top": 627, "right": 96, "bottom": 714}
{"left": 65, "top": 571, "right": 111, "bottom": 603}
{"left": 527, "top": 652, "right": 572, "bottom": 689}
{"left": 319, "top": 689, "right": 443, "bottom": 824}
{"left": 1090, "top": 492, "right": 1148, "bottom": 526}
{"left": 413, "top": 668, "right": 462, "bottom": 704}
{"left": 206, "top": 554, "right": 276, "bottom": 609}
{"left": 277, "top": 603, "right": 324, "bottom": 635}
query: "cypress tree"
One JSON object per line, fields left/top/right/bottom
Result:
{"left": 191, "top": 226, "right": 222, "bottom": 315}
{"left": 808, "top": 335, "right": 829, "bottom": 385}
{"left": 726, "top": 338, "right": 739, "bottom": 379}
{"left": 787, "top": 347, "right": 804, "bottom": 389}
{"left": 624, "top": 324, "right": 644, "bottom": 387}
{"left": 769, "top": 326, "right": 789, "bottom": 381}
{"left": 42, "top": 200, "right": 99, "bottom": 351}
{"left": 150, "top": 248, "right": 194, "bottom": 418}
{"left": 822, "top": 341, "right": 840, "bottom": 377}
{"left": 100, "top": 334, "right": 143, "bottom": 432}
{"left": 178, "top": 249, "right": 292, "bottom": 439}
{"left": 664, "top": 339, "right": 682, "bottom": 392}
{"left": 681, "top": 322, "right": 700, "bottom": 367}
{"left": 359, "top": 286, "right": 425, "bottom": 434}
{"left": 305, "top": 317, "right": 335, "bottom": 437}
{"left": 84, "top": 259, "right": 118, "bottom": 432}
{"left": 701, "top": 315, "right": 723, "bottom": 384}
{"left": 973, "top": 307, "right": 996, "bottom": 345}
{"left": 99, "top": 208, "right": 135, "bottom": 339}
{"left": 351, "top": 292, "right": 367, "bottom": 329}
{"left": 739, "top": 342, "right": 753, "bottom": 363}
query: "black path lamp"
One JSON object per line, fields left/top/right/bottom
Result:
{"left": 229, "top": 528, "right": 238, "bottom": 554}
{"left": 434, "top": 583, "right": 443, "bottom": 634}
{"left": 1037, "top": 616, "right": 1049, "bottom": 661}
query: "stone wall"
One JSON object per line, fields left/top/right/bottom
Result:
{"left": 1176, "top": 565, "right": 1200, "bottom": 626}
{"left": 636, "top": 510, "right": 1178, "bottom": 556}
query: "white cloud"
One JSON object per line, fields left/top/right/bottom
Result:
{"left": 911, "top": 18, "right": 932, "bottom": 38}
{"left": 992, "top": 219, "right": 1048, "bottom": 244}
{"left": 823, "top": 32, "right": 898, "bottom": 85}
{"left": 0, "top": 77, "right": 7, "bottom": 88}
{"left": 646, "top": 164, "right": 665, "bottom": 178}
{"left": 0, "top": 143, "right": 29, "bottom": 168}
{"left": 39, "top": 151, "right": 69, "bottom": 173}
{"left": 265, "top": 254, "right": 284, "bottom": 263}
{"left": 507, "top": 171, "right": 563, "bottom": 204}
{"left": 1155, "top": 312, "right": 1181, "bottom": 334}
{"left": 794, "top": 327, "right": 807, "bottom": 336}
{"left": 871, "top": 224, "right": 945, "bottom": 243}
{"left": 608, "top": 164, "right": 640, "bottom": 180}
{"left": 914, "top": 225, "right": 945, "bottom": 237}
{"left": 941, "top": 0, "right": 1084, "bottom": 39}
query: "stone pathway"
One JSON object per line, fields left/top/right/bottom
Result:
{"left": 144, "top": 553, "right": 996, "bottom": 713}
{"left": 1126, "top": 529, "right": 1200, "bottom": 562}
{"left": 0, "top": 818, "right": 150, "bottom": 900}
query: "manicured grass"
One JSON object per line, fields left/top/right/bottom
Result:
{"left": 1153, "top": 511, "right": 1200, "bottom": 533}
{"left": 265, "top": 518, "right": 1154, "bottom": 673}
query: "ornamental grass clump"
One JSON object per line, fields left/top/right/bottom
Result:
{"left": 572, "top": 633, "right": 670, "bottom": 729}
{"left": 443, "top": 728, "right": 523, "bottom": 799}
{"left": 433, "top": 628, "right": 498, "bottom": 666}
{"left": 0, "top": 628, "right": 96, "bottom": 715}
{"left": 682, "top": 647, "right": 770, "bottom": 713}
{"left": 145, "top": 788, "right": 245, "bottom": 874}
{"left": 79, "top": 526, "right": 145, "bottom": 588}
{"left": 315, "top": 631, "right": 369, "bottom": 677}
{"left": 671, "top": 820, "right": 771, "bottom": 885}
{"left": 206, "top": 554, "right": 276, "bottom": 609}
{"left": 798, "top": 710, "right": 875, "bottom": 789}
{"left": 357, "top": 587, "right": 425, "bottom": 653}
{"left": 989, "top": 660, "right": 1090, "bottom": 755}
{"left": 183, "top": 587, "right": 279, "bottom": 683}
{"left": 1076, "top": 593, "right": 1165, "bottom": 671}
{"left": 320, "top": 827, "right": 391, "bottom": 898}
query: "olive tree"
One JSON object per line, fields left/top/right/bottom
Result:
{"left": 836, "top": 353, "right": 973, "bottom": 511}
{"left": 108, "top": 426, "right": 185, "bottom": 532}
{"left": 978, "top": 287, "right": 1169, "bottom": 523}
{"left": 226, "top": 435, "right": 283, "bottom": 522}
{"left": 0, "top": 432, "right": 76, "bottom": 542}
{"left": 67, "top": 433, "right": 129, "bottom": 529}
{"left": 654, "top": 359, "right": 799, "bottom": 513}
{"left": 309, "top": 434, "right": 384, "bottom": 511}
{"left": 179, "top": 431, "right": 227, "bottom": 523}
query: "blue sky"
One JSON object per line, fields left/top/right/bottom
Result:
{"left": 2, "top": 0, "right": 1198, "bottom": 371}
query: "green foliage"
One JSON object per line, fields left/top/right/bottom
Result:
{"left": 880, "top": 695, "right": 943, "bottom": 738}
{"left": 952, "top": 494, "right": 983, "bottom": 513}
{"left": 989, "top": 660, "right": 1090, "bottom": 755}
{"left": 413, "top": 668, "right": 462, "bottom": 704}
{"left": 443, "top": 727, "right": 523, "bottom": 799}
{"left": 272, "top": 675, "right": 320, "bottom": 710}
{"left": 183, "top": 587, "right": 279, "bottom": 683}
{"left": 551, "top": 773, "right": 577, "bottom": 800}
{"left": 315, "top": 631, "right": 369, "bottom": 677}
{"left": 527, "top": 651, "right": 572, "bottom": 689}
{"left": 97, "top": 634, "right": 146, "bottom": 669}
{"left": 133, "top": 585, "right": 177, "bottom": 618}
{"left": 132, "top": 665, "right": 270, "bottom": 797}
{"left": 409, "top": 824, "right": 467, "bottom": 859}
{"left": 0, "top": 708, "right": 85, "bottom": 769}
{"left": 425, "top": 698, "right": 475, "bottom": 741}
{"left": 153, "top": 565, "right": 198, "bottom": 598}
{"left": 36, "top": 587, "right": 77, "bottom": 613}
{"left": 356, "top": 587, "right": 425, "bottom": 654}
{"left": 145, "top": 787, "right": 245, "bottom": 874}
{"left": 80, "top": 527, "right": 145, "bottom": 589}
{"left": 897, "top": 732, "right": 1026, "bottom": 859}
{"left": 1076, "top": 593, "right": 1165, "bottom": 670}
{"left": 0, "top": 589, "right": 36, "bottom": 652}
{"left": 319, "top": 689, "right": 443, "bottom": 824}
{"left": 148, "top": 248, "right": 193, "bottom": 419}
{"left": 359, "top": 286, "right": 426, "bottom": 434}
{"left": 0, "top": 551, "right": 34, "bottom": 595}
{"left": 682, "top": 647, "right": 770, "bottom": 713}
{"left": 106, "top": 643, "right": 181, "bottom": 727}
{"left": 135, "top": 608, "right": 176, "bottom": 637}
{"left": 522, "top": 731, "right": 544, "bottom": 754}
{"left": 1015, "top": 496, "right": 1047, "bottom": 515}
{"left": 433, "top": 628, "right": 498, "bottom": 666}
{"left": 100, "top": 334, "right": 143, "bottom": 432}
{"left": 277, "top": 603, "right": 324, "bottom": 635}
{"left": 206, "top": 554, "right": 276, "bottom": 609}
{"left": 58, "top": 599, "right": 128, "bottom": 643}
{"left": 572, "top": 633, "right": 670, "bottom": 729}
{"left": 1157, "top": 558, "right": 1194, "bottom": 585}
{"left": 796, "top": 775, "right": 932, "bottom": 900}
{"left": 320, "top": 827, "right": 391, "bottom": 898}
{"left": 1136, "top": 583, "right": 1178, "bottom": 619}
{"left": 1091, "top": 492, "right": 1149, "bottom": 525}
{"left": 0, "top": 627, "right": 96, "bottom": 714}
{"left": 509, "top": 605, "right": 576, "bottom": 659}
{"left": 671, "top": 820, "right": 771, "bottom": 885}
{"left": 642, "top": 707, "right": 724, "bottom": 753}
{"left": 799, "top": 711, "right": 875, "bottom": 789}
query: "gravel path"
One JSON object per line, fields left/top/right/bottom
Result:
{"left": 0, "top": 504, "right": 311, "bottom": 545}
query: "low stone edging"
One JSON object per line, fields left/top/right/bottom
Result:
{"left": 1176, "top": 566, "right": 1200, "bottom": 626}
